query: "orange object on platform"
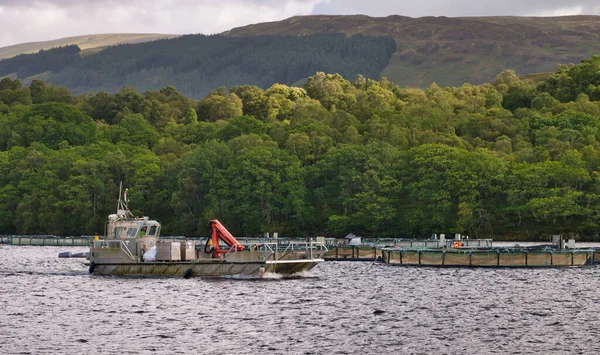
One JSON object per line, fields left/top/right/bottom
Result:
{"left": 205, "top": 220, "right": 245, "bottom": 257}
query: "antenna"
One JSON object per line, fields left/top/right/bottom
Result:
{"left": 117, "top": 182, "right": 122, "bottom": 213}
{"left": 117, "top": 182, "right": 132, "bottom": 218}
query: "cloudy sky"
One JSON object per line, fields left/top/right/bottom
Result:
{"left": 1, "top": 0, "right": 600, "bottom": 48}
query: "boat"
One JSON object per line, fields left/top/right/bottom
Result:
{"left": 88, "top": 186, "right": 326, "bottom": 278}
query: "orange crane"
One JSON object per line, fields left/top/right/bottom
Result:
{"left": 204, "top": 220, "right": 245, "bottom": 257}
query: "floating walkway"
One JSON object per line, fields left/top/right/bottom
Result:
{"left": 0, "top": 235, "right": 91, "bottom": 246}
{"left": 380, "top": 247, "right": 595, "bottom": 267}
{"left": 321, "top": 239, "right": 493, "bottom": 261}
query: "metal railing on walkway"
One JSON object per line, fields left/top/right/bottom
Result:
{"left": 0, "top": 235, "right": 91, "bottom": 246}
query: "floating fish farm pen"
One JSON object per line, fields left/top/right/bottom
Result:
{"left": 323, "top": 245, "right": 381, "bottom": 261}
{"left": 321, "top": 238, "right": 493, "bottom": 261}
{"left": 0, "top": 235, "right": 91, "bottom": 246}
{"left": 380, "top": 246, "right": 595, "bottom": 267}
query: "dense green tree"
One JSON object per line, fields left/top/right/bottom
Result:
{"left": 0, "top": 78, "right": 31, "bottom": 106}
{"left": 3, "top": 58, "right": 600, "bottom": 240}
{"left": 30, "top": 80, "right": 75, "bottom": 105}
{"left": 306, "top": 142, "right": 401, "bottom": 236}
{"left": 400, "top": 144, "right": 478, "bottom": 236}
{"left": 195, "top": 88, "right": 243, "bottom": 122}
{"left": 218, "top": 141, "right": 306, "bottom": 235}
{"left": 107, "top": 114, "right": 160, "bottom": 149}
{"left": 230, "top": 85, "right": 268, "bottom": 121}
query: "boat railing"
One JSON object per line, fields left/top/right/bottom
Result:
{"left": 92, "top": 240, "right": 122, "bottom": 249}
{"left": 217, "top": 240, "right": 326, "bottom": 260}
{"left": 249, "top": 242, "right": 277, "bottom": 252}
{"left": 194, "top": 238, "right": 327, "bottom": 260}
{"left": 281, "top": 240, "right": 328, "bottom": 253}
{"left": 120, "top": 240, "right": 136, "bottom": 260}
{"left": 220, "top": 243, "right": 251, "bottom": 258}
{"left": 220, "top": 242, "right": 278, "bottom": 257}
{"left": 246, "top": 240, "right": 327, "bottom": 254}
{"left": 92, "top": 239, "right": 137, "bottom": 261}
{"left": 275, "top": 239, "right": 327, "bottom": 260}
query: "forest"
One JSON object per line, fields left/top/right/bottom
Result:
{"left": 2, "top": 55, "right": 600, "bottom": 240}
{"left": 0, "top": 34, "right": 397, "bottom": 99}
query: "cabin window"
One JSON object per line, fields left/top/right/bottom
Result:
{"left": 149, "top": 226, "right": 157, "bottom": 236}
{"left": 126, "top": 228, "right": 138, "bottom": 237}
{"left": 113, "top": 227, "right": 123, "bottom": 238}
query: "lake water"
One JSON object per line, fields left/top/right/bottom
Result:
{"left": 1, "top": 245, "right": 600, "bottom": 354}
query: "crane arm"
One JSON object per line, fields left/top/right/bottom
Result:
{"left": 207, "top": 220, "right": 245, "bottom": 257}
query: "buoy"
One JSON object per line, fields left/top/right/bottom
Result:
{"left": 452, "top": 241, "right": 463, "bottom": 248}
{"left": 58, "top": 251, "right": 72, "bottom": 258}
{"left": 183, "top": 268, "right": 193, "bottom": 279}
{"left": 89, "top": 261, "right": 96, "bottom": 274}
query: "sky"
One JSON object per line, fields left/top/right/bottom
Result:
{"left": 1, "top": 0, "right": 600, "bottom": 48}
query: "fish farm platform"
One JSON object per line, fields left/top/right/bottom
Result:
{"left": 380, "top": 247, "right": 595, "bottom": 267}
{"left": 0, "top": 235, "right": 91, "bottom": 246}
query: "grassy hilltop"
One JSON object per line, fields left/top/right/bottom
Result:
{"left": 2, "top": 15, "right": 600, "bottom": 95}
{"left": 0, "top": 33, "right": 180, "bottom": 60}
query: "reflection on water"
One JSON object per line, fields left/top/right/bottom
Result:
{"left": 1, "top": 245, "right": 600, "bottom": 354}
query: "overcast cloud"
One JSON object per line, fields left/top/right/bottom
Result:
{"left": 1, "top": 0, "right": 600, "bottom": 48}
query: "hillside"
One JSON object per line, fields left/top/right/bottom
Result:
{"left": 224, "top": 15, "right": 600, "bottom": 87}
{"left": 2, "top": 15, "right": 600, "bottom": 94}
{"left": 0, "top": 33, "right": 180, "bottom": 59}
{"left": 0, "top": 34, "right": 396, "bottom": 99}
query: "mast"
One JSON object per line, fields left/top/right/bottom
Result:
{"left": 117, "top": 182, "right": 122, "bottom": 214}
{"left": 117, "top": 182, "right": 132, "bottom": 218}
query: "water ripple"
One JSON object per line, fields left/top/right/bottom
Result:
{"left": 1, "top": 245, "right": 600, "bottom": 354}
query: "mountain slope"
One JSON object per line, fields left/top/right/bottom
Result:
{"left": 0, "top": 34, "right": 396, "bottom": 99}
{"left": 224, "top": 15, "right": 600, "bottom": 87}
{"left": 2, "top": 15, "right": 600, "bottom": 93}
{"left": 0, "top": 33, "right": 180, "bottom": 59}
